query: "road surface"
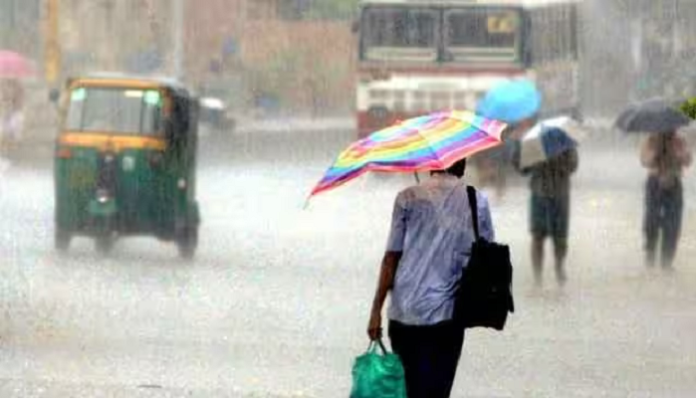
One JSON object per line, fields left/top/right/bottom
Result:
{"left": 0, "top": 127, "right": 695, "bottom": 397}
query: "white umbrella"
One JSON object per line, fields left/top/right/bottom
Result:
{"left": 519, "top": 117, "right": 585, "bottom": 169}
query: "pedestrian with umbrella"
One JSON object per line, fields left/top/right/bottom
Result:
{"left": 512, "top": 117, "right": 581, "bottom": 287}
{"left": 477, "top": 80, "right": 581, "bottom": 287}
{"left": 308, "top": 111, "right": 508, "bottom": 397}
{"left": 616, "top": 99, "right": 693, "bottom": 269}
{"left": 473, "top": 79, "right": 542, "bottom": 200}
{"left": 0, "top": 50, "right": 34, "bottom": 159}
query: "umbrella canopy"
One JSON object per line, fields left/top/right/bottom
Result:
{"left": 519, "top": 117, "right": 580, "bottom": 169}
{"left": 525, "top": 116, "right": 586, "bottom": 142}
{"left": 0, "top": 50, "right": 36, "bottom": 78}
{"left": 476, "top": 79, "right": 542, "bottom": 124}
{"left": 308, "top": 111, "right": 507, "bottom": 199}
{"left": 615, "top": 98, "right": 691, "bottom": 133}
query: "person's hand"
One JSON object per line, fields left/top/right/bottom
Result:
{"left": 367, "top": 311, "right": 382, "bottom": 341}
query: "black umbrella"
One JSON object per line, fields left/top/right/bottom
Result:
{"left": 615, "top": 98, "right": 691, "bottom": 133}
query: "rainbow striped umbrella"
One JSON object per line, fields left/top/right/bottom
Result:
{"left": 309, "top": 110, "right": 507, "bottom": 199}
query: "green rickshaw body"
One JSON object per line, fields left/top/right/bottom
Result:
{"left": 54, "top": 75, "right": 200, "bottom": 257}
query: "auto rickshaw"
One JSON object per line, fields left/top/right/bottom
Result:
{"left": 53, "top": 74, "right": 200, "bottom": 258}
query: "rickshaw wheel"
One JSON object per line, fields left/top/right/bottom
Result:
{"left": 95, "top": 236, "right": 115, "bottom": 255}
{"left": 55, "top": 229, "right": 71, "bottom": 253}
{"left": 177, "top": 227, "right": 198, "bottom": 260}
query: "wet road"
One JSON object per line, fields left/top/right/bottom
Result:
{"left": 0, "top": 127, "right": 695, "bottom": 397}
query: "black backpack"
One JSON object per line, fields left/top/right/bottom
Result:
{"left": 454, "top": 186, "right": 515, "bottom": 331}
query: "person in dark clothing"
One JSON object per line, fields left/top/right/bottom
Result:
{"left": 514, "top": 144, "right": 579, "bottom": 287}
{"left": 640, "top": 132, "right": 692, "bottom": 269}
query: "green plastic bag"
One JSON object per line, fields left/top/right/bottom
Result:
{"left": 350, "top": 340, "right": 407, "bottom": 398}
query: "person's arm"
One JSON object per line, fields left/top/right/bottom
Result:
{"left": 684, "top": 150, "right": 693, "bottom": 168}
{"left": 676, "top": 136, "right": 693, "bottom": 168}
{"left": 567, "top": 148, "right": 579, "bottom": 174}
{"left": 367, "top": 193, "right": 407, "bottom": 340}
{"left": 640, "top": 138, "right": 657, "bottom": 168}
{"left": 367, "top": 251, "right": 402, "bottom": 340}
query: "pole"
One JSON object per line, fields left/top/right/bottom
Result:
{"left": 173, "top": 0, "right": 184, "bottom": 80}
{"left": 44, "top": 0, "right": 61, "bottom": 85}
{"left": 103, "top": 0, "right": 116, "bottom": 70}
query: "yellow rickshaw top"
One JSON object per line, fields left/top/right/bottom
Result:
{"left": 68, "top": 73, "right": 189, "bottom": 92}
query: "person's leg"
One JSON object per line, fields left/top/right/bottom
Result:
{"left": 389, "top": 321, "right": 465, "bottom": 398}
{"left": 553, "top": 237, "right": 568, "bottom": 285}
{"left": 409, "top": 322, "right": 465, "bottom": 398}
{"left": 389, "top": 321, "right": 422, "bottom": 398}
{"left": 432, "top": 321, "right": 465, "bottom": 397}
{"left": 644, "top": 177, "right": 661, "bottom": 267}
{"left": 661, "top": 181, "right": 683, "bottom": 269}
{"left": 552, "top": 195, "right": 570, "bottom": 285}
{"left": 530, "top": 195, "right": 547, "bottom": 286}
{"left": 532, "top": 235, "right": 545, "bottom": 286}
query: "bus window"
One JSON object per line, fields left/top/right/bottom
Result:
{"left": 445, "top": 8, "right": 523, "bottom": 63}
{"left": 361, "top": 7, "right": 439, "bottom": 62}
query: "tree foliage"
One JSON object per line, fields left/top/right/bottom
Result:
{"left": 681, "top": 98, "right": 696, "bottom": 120}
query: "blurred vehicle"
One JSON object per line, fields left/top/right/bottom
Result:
{"left": 52, "top": 74, "right": 201, "bottom": 258}
{"left": 199, "top": 95, "right": 236, "bottom": 132}
{"left": 353, "top": 0, "right": 582, "bottom": 138}
{"left": 197, "top": 83, "right": 238, "bottom": 134}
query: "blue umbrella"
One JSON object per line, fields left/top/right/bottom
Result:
{"left": 477, "top": 79, "right": 542, "bottom": 124}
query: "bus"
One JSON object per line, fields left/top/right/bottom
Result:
{"left": 354, "top": 0, "right": 581, "bottom": 138}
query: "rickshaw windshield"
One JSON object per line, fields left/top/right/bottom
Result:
{"left": 66, "top": 87, "right": 164, "bottom": 136}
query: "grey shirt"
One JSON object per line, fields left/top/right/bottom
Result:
{"left": 386, "top": 174, "right": 495, "bottom": 326}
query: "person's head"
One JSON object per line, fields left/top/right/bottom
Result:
{"left": 432, "top": 158, "right": 467, "bottom": 178}
{"left": 656, "top": 130, "right": 677, "bottom": 145}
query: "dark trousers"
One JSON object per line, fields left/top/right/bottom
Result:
{"left": 389, "top": 320, "right": 465, "bottom": 398}
{"left": 644, "top": 176, "right": 683, "bottom": 267}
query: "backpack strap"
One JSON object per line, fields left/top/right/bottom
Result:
{"left": 466, "top": 186, "right": 480, "bottom": 241}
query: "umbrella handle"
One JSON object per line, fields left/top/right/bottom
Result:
{"left": 414, "top": 172, "right": 420, "bottom": 184}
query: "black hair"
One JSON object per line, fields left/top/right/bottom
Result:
{"left": 432, "top": 158, "right": 467, "bottom": 178}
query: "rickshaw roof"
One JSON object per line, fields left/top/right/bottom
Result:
{"left": 69, "top": 73, "right": 191, "bottom": 96}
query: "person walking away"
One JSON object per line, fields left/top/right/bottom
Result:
{"left": 0, "top": 81, "right": 24, "bottom": 159}
{"left": 367, "top": 158, "right": 495, "bottom": 398}
{"left": 0, "top": 108, "right": 24, "bottom": 159}
{"left": 641, "top": 131, "right": 692, "bottom": 269}
{"left": 514, "top": 144, "right": 578, "bottom": 287}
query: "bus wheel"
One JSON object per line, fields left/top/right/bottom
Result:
{"left": 177, "top": 227, "right": 198, "bottom": 260}
{"left": 95, "top": 235, "right": 115, "bottom": 255}
{"left": 55, "top": 229, "right": 71, "bottom": 253}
